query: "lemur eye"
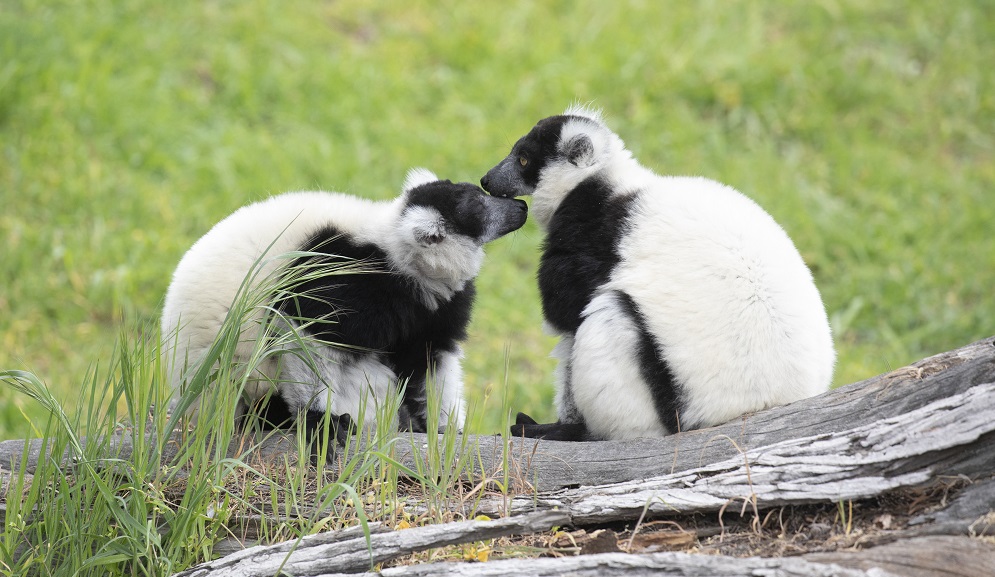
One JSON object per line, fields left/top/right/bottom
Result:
{"left": 518, "top": 157, "right": 528, "bottom": 167}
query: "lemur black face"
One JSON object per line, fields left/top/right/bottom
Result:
{"left": 408, "top": 180, "right": 486, "bottom": 238}
{"left": 481, "top": 115, "right": 573, "bottom": 198}
{"left": 510, "top": 115, "right": 572, "bottom": 188}
{"left": 407, "top": 180, "right": 528, "bottom": 243}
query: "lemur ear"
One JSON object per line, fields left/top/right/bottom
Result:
{"left": 565, "top": 134, "right": 595, "bottom": 167}
{"left": 403, "top": 167, "right": 440, "bottom": 193}
{"left": 414, "top": 222, "right": 446, "bottom": 246}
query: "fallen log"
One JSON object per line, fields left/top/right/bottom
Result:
{"left": 365, "top": 550, "right": 876, "bottom": 577}
{"left": 804, "top": 535, "right": 995, "bottom": 577}
{"left": 394, "top": 335, "right": 995, "bottom": 492}
{"left": 174, "top": 510, "right": 570, "bottom": 577}
{"left": 187, "top": 536, "right": 995, "bottom": 577}
{"left": 364, "top": 535, "right": 995, "bottom": 577}
{"left": 2, "top": 337, "right": 993, "bottom": 494}
{"left": 483, "top": 381, "right": 995, "bottom": 523}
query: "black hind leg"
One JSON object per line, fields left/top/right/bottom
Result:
{"left": 510, "top": 412, "right": 591, "bottom": 441}
{"left": 245, "top": 394, "right": 355, "bottom": 464}
{"left": 300, "top": 409, "right": 356, "bottom": 464}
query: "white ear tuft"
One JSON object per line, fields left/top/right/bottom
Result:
{"left": 403, "top": 167, "right": 439, "bottom": 193}
{"left": 414, "top": 224, "right": 446, "bottom": 246}
{"left": 563, "top": 102, "right": 604, "bottom": 123}
{"left": 403, "top": 206, "right": 447, "bottom": 246}
{"left": 564, "top": 133, "right": 596, "bottom": 168}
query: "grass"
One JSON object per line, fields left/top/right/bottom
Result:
{"left": 0, "top": 3, "right": 993, "bottom": 570}
{"left": 0, "top": 261, "right": 509, "bottom": 575}
{"left": 0, "top": 336, "right": 345, "bottom": 575}
{"left": 2, "top": 0, "right": 994, "bottom": 437}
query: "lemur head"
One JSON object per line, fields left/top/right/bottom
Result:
{"left": 480, "top": 105, "right": 629, "bottom": 227}
{"left": 388, "top": 168, "right": 528, "bottom": 294}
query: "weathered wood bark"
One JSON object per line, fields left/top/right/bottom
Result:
{"left": 174, "top": 510, "right": 570, "bottom": 577}
{"left": 356, "top": 536, "right": 995, "bottom": 577}
{"left": 364, "top": 551, "right": 876, "bottom": 577}
{"left": 184, "top": 537, "right": 995, "bottom": 577}
{"left": 804, "top": 536, "right": 995, "bottom": 577}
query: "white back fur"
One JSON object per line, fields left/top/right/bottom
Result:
{"left": 161, "top": 189, "right": 399, "bottom": 397}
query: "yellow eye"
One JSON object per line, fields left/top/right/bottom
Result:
{"left": 518, "top": 157, "right": 528, "bottom": 167}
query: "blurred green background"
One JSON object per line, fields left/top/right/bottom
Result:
{"left": 1, "top": 0, "right": 993, "bottom": 439}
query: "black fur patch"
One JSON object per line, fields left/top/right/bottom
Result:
{"left": 510, "top": 115, "right": 572, "bottom": 189}
{"left": 406, "top": 180, "right": 487, "bottom": 239}
{"left": 242, "top": 393, "right": 354, "bottom": 464}
{"left": 537, "top": 177, "right": 636, "bottom": 334}
{"left": 509, "top": 417, "right": 591, "bottom": 441}
{"left": 615, "top": 291, "right": 686, "bottom": 434}
{"left": 275, "top": 226, "right": 474, "bottom": 430}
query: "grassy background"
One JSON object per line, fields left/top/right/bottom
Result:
{"left": 1, "top": 0, "right": 993, "bottom": 440}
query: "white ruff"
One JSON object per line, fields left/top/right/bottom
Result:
{"left": 383, "top": 205, "right": 483, "bottom": 310}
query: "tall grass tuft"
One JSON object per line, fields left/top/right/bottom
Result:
{"left": 0, "top": 240, "right": 515, "bottom": 575}
{"left": 0, "top": 244, "right": 364, "bottom": 575}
